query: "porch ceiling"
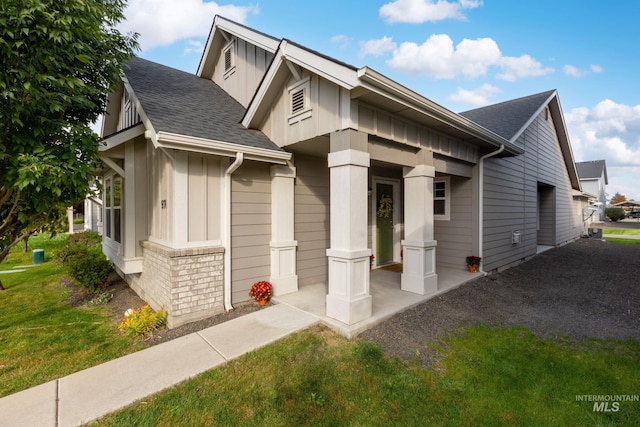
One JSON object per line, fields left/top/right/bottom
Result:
{"left": 285, "top": 136, "right": 330, "bottom": 158}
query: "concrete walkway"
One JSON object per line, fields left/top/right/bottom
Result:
{"left": 0, "top": 304, "right": 318, "bottom": 427}
{"left": 603, "top": 233, "right": 640, "bottom": 240}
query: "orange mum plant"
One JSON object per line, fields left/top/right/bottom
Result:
{"left": 249, "top": 280, "right": 273, "bottom": 303}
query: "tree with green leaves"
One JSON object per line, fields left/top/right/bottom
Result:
{"left": 0, "top": 0, "right": 138, "bottom": 289}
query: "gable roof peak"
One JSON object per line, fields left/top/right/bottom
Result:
{"left": 459, "top": 90, "right": 557, "bottom": 141}
{"left": 576, "top": 160, "right": 608, "bottom": 184}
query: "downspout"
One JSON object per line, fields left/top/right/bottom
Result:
{"left": 223, "top": 152, "right": 244, "bottom": 311}
{"left": 478, "top": 144, "right": 505, "bottom": 275}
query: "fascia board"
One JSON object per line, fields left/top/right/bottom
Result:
{"left": 509, "top": 90, "right": 556, "bottom": 143}
{"left": 198, "top": 16, "right": 279, "bottom": 77}
{"left": 122, "top": 77, "right": 159, "bottom": 148}
{"left": 216, "top": 18, "right": 279, "bottom": 53}
{"left": 358, "top": 67, "right": 522, "bottom": 155}
{"left": 156, "top": 131, "right": 291, "bottom": 164}
{"left": 243, "top": 40, "right": 359, "bottom": 128}
{"left": 242, "top": 50, "right": 287, "bottom": 128}
{"left": 281, "top": 42, "right": 359, "bottom": 89}
{"left": 547, "top": 94, "right": 582, "bottom": 190}
{"left": 100, "top": 123, "right": 145, "bottom": 152}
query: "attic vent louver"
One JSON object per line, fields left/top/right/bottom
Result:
{"left": 223, "top": 40, "right": 235, "bottom": 77}
{"left": 287, "top": 77, "right": 311, "bottom": 124}
{"left": 291, "top": 88, "right": 305, "bottom": 114}
{"left": 224, "top": 48, "right": 232, "bottom": 71}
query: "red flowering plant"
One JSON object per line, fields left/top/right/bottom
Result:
{"left": 249, "top": 280, "right": 272, "bottom": 303}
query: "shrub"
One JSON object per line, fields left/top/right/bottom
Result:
{"left": 55, "top": 231, "right": 103, "bottom": 264}
{"left": 72, "top": 218, "right": 84, "bottom": 224}
{"left": 605, "top": 207, "right": 626, "bottom": 222}
{"left": 69, "top": 231, "right": 102, "bottom": 247}
{"left": 65, "top": 246, "right": 112, "bottom": 292}
{"left": 55, "top": 231, "right": 111, "bottom": 291}
{"left": 119, "top": 306, "right": 167, "bottom": 336}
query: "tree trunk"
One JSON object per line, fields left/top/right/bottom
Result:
{"left": 23, "top": 237, "right": 29, "bottom": 252}
{"left": 0, "top": 280, "right": 4, "bottom": 291}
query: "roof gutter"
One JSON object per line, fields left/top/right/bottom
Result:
{"left": 223, "top": 152, "right": 244, "bottom": 311}
{"left": 155, "top": 131, "right": 290, "bottom": 164}
{"left": 478, "top": 143, "right": 505, "bottom": 275}
{"left": 357, "top": 67, "right": 523, "bottom": 156}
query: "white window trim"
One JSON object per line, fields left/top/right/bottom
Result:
{"left": 434, "top": 176, "right": 450, "bottom": 221}
{"left": 287, "top": 77, "right": 311, "bottom": 124}
{"left": 223, "top": 40, "right": 236, "bottom": 79}
{"left": 103, "top": 171, "right": 123, "bottom": 251}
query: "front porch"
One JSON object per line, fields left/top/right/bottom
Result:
{"left": 273, "top": 266, "right": 482, "bottom": 337}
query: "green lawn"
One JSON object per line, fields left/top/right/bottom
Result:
{"left": 3, "top": 235, "right": 639, "bottom": 424}
{"left": 603, "top": 228, "right": 640, "bottom": 235}
{"left": 0, "top": 234, "right": 143, "bottom": 397}
{"left": 97, "top": 325, "right": 640, "bottom": 426}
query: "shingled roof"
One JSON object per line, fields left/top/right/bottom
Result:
{"left": 576, "top": 160, "right": 608, "bottom": 183}
{"left": 123, "top": 56, "right": 283, "bottom": 153}
{"left": 460, "top": 90, "right": 556, "bottom": 141}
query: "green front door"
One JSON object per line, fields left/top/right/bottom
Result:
{"left": 376, "top": 183, "right": 394, "bottom": 265}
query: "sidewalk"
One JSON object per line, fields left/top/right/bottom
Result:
{"left": 0, "top": 304, "right": 318, "bottom": 427}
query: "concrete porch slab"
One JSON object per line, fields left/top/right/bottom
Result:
{"left": 274, "top": 266, "right": 482, "bottom": 337}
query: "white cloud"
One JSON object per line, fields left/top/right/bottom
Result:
{"left": 384, "top": 34, "right": 551, "bottom": 81}
{"left": 331, "top": 35, "right": 352, "bottom": 49}
{"left": 119, "top": 0, "right": 259, "bottom": 51}
{"left": 360, "top": 36, "right": 397, "bottom": 57}
{"left": 496, "top": 54, "right": 554, "bottom": 81}
{"left": 184, "top": 40, "right": 205, "bottom": 55}
{"left": 563, "top": 64, "right": 587, "bottom": 78}
{"left": 379, "top": 0, "right": 482, "bottom": 24}
{"left": 386, "top": 34, "right": 500, "bottom": 78}
{"left": 590, "top": 64, "right": 604, "bottom": 73}
{"left": 449, "top": 83, "right": 500, "bottom": 106}
{"left": 567, "top": 100, "right": 640, "bottom": 165}
{"left": 566, "top": 100, "right": 640, "bottom": 200}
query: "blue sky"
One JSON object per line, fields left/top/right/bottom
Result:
{"left": 117, "top": 0, "right": 640, "bottom": 201}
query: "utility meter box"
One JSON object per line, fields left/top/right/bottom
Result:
{"left": 512, "top": 231, "right": 521, "bottom": 244}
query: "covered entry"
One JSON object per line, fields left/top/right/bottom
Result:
{"left": 537, "top": 183, "right": 556, "bottom": 245}
{"left": 372, "top": 176, "right": 401, "bottom": 267}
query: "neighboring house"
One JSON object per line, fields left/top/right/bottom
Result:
{"left": 99, "top": 16, "right": 588, "bottom": 328}
{"left": 575, "top": 160, "right": 608, "bottom": 220}
{"left": 84, "top": 180, "right": 103, "bottom": 234}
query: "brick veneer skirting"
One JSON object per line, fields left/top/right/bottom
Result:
{"left": 129, "top": 241, "right": 225, "bottom": 328}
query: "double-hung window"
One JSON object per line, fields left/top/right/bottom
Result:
{"left": 433, "top": 177, "right": 450, "bottom": 221}
{"left": 104, "top": 174, "right": 122, "bottom": 244}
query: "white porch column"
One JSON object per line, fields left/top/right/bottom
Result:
{"left": 401, "top": 164, "right": 438, "bottom": 295}
{"left": 270, "top": 164, "right": 298, "bottom": 296}
{"left": 326, "top": 130, "right": 372, "bottom": 325}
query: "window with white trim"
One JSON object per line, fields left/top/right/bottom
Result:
{"left": 104, "top": 173, "right": 122, "bottom": 243}
{"left": 433, "top": 177, "right": 450, "bottom": 221}
{"left": 223, "top": 40, "right": 235, "bottom": 78}
{"left": 287, "top": 77, "right": 311, "bottom": 124}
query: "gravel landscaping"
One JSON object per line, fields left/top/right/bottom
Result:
{"left": 361, "top": 233, "right": 640, "bottom": 366}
